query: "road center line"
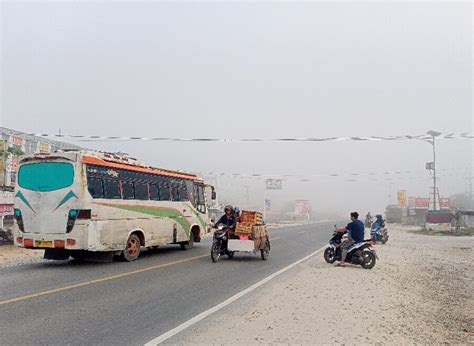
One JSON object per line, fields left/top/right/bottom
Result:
{"left": 0, "top": 254, "right": 208, "bottom": 306}
{"left": 145, "top": 245, "right": 326, "bottom": 345}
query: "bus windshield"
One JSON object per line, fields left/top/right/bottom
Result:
{"left": 18, "top": 162, "right": 74, "bottom": 192}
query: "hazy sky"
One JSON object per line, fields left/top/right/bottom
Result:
{"left": 1, "top": 1, "right": 472, "bottom": 214}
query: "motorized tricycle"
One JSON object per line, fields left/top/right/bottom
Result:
{"left": 210, "top": 224, "right": 270, "bottom": 262}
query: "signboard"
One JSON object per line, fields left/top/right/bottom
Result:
{"left": 10, "top": 135, "right": 23, "bottom": 147}
{"left": 39, "top": 142, "right": 50, "bottom": 153}
{"left": 397, "top": 190, "right": 407, "bottom": 208}
{"left": 266, "top": 179, "right": 282, "bottom": 190}
{"left": 0, "top": 204, "right": 13, "bottom": 216}
{"left": 294, "top": 200, "right": 311, "bottom": 219}
{"left": 265, "top": 198, "right": 271, "bottom": 211}
{"left": 439, "top": 198, "right": 451, "bottom": 210}
{"left": 426, "top": 162, "right": 434, "bottom": 170}
{"left": 415, "top": 197, "right": 429, "bottom": 208}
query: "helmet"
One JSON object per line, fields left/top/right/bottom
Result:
{"left": 376, "top": 214, "right": 383, "bottom": 219}
{"left": 224, "top": 205, "right": 233, "bottom": 213}
{"left": 234, "top": 207, "right": 240, "bottom": 214}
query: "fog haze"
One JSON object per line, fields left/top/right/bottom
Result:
{"left": 1, "top": 1, "right": 472, "bottom": 214}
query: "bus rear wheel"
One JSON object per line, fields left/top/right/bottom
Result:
{"left": 122, "top": 234, "right": 141, "bottom": 262}
{"left": 180, "top": 232, "right": 194, "bottom": 250}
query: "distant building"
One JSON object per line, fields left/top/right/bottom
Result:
{"left": 0, "top": 127, "right": 81, "bottom": 187}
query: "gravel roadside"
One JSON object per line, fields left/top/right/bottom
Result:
{"left": 169, "top": 224, "right": 473, "bottom": 344}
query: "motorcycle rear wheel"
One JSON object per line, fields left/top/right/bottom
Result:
{"left": 324, "top": 247, "right": 336, "bottom": 264}
{"left": 361, "top": 251, "right": 376, "bottom": 269}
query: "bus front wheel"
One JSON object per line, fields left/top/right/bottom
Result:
{"left": 122, "top": 234, "right": 141, "bottom": 261}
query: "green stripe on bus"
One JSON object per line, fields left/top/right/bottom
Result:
{"left": 106, "top": 205, "right": 191, "bottom": 236}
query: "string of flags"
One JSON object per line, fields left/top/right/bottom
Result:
{"left": 29, "top": 132, "right": 473, "bottom": 142}
{"left": 203, "top": 167, "right": 470, "bottom": 182}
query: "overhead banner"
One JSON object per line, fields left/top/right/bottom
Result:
{"left": 266, "top": 179, "right": 282, "bottom": 190}
{"left": 397, "top": 190, "right": 407, "bottom": 208}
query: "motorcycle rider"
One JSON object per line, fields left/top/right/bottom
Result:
{"left": 214, "top": 205, "right": 236, "bottom": 254}
{"left": 371, "top": 214, "right": 386, "bottom": 244}
{"left": 214, "top": 205, "right": 237, "bottom": 230}
{"left": 365, "top": 212, "right": 373, "bottom": 227}
{"left": 335, "top": 212, "right": 365, "bottom": 267}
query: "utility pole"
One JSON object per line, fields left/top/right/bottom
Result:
{"left": 426, "top": 130, "right": 442, "bottom": 211}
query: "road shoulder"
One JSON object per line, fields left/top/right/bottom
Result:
{"left": 165, "top": 225, "right": 473, "bottom": 344}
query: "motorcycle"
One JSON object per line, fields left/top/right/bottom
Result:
{"left": 323, "top": 226, "right": 377, "bottom": 269}
{"left": 370, "top": 223, "right": 389, "bottom": 244}
{"left": 211, "top": 224, "right": 234, "bottom": 262}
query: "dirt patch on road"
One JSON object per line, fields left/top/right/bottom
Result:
{"left": 0, "top": 245, "right": 43, "bottom": 266}
{"left": 172, "top": 225, "right": 473, "bottom": 344}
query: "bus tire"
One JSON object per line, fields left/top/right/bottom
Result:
{"left": 121, "top": 234, "right": 141, "bottom": 262}
{"left": 180, "top": 232, "right": 194, "bottom": 250}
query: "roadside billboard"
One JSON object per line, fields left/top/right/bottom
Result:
{"left": 397, "top": 190, "right": 407, "bottom": 208}
{"left": 439, "top": 198, "right": 451, "bottom": 210}
{"left": 294, "top": 200, "right": 311, "bottom": 219}
{"left": 39, "top": 142, "right": 50, "bottom": 153}
{"left": 415, "top": 198, "right": 429, "bottom": 208}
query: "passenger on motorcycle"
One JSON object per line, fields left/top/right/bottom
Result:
{"left": 234, "top": 207, "right": 241, "bottom": 223}
{"left": 335, "top": 212, "right": 365, "bottom": 267}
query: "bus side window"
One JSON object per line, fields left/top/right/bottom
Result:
{"left": 178, "top": 183, "right": 188, "bottom": 201}
{"left": 159, "top": 184, "right": 171, "bottom": 201}
{"left": 134, "top": 182, "right": 149, "bottom": 200}
{"left": 196, "top": 184, "right": 206, "bottom": 213}
{"left": 103, "top": 179, "right": 121, "bottom": 199}
{"left": 88, "top": 177, "right": 104, "bottom": 198}
{"left": 149, "top": 184, "right": 160, "bottom": 200}
{"left": 122, "top": 181, "right": 135, "bottom": 200}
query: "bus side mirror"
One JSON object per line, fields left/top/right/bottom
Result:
{"left": 211, "top": 191, "right": 217, "bottom": 200}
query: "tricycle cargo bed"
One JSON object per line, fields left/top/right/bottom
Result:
{"left": 228, "top": 239, "right": 255, "bottom": 252}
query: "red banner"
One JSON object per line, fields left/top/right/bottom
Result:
{"left": 415, "top": 198, "right": 429, "bottom": 208}
{"left": 440, "top": 198, "right": 451, "bottom": 210}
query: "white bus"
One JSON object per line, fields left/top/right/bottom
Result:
{"left": 13, "top": 151, "right": 215, "bottom": 261}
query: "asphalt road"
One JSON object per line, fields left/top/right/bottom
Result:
{"left": 0, "top": 222, "right": 336, "bottom": 345}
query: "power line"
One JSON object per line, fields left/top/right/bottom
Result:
{"left": 26, "top": 132, "right": 473, "bottom": 143}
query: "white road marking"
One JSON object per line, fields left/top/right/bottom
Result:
{"left": 144, "top": 245, "right": 326, "bottom": 345}
{"left": 297, "top": 231, "right": 307, "bottom": 234}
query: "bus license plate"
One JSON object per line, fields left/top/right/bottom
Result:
{"left": 36, "top": 240, "right": 53, "bottom": 248}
